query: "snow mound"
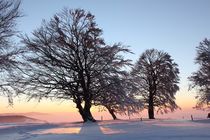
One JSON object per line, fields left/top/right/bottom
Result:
{"left": 0, "top": 115, "right": 46, "bottom": 124}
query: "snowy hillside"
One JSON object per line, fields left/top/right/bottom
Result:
{"left": 0, "top": 119, "right": 210, "bottom": 140}
{"left": 0, "top": 115, "right": 46, "bottom": 124}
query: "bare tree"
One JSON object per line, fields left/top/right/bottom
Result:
{"left": 94, "top": 74, "right": 142, "bottom": 120}
{"left": 0, "top": 0, "right": 21, "bottom": 104}
{"left": 189, "top": 38, "right": 210, "bottom": 109}
{"left": 131, "top": 49, "right": 180, "bottom": 119}
{"left": 12, "top": 9, "right": 132, "bottom": 122}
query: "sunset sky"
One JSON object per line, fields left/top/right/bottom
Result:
{"left": 1, "top": 0, "right": 210, "bottom": 120}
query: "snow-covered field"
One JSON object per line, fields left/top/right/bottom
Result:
{"left": 0, "top": 119, "right": 210, "bottom": 140}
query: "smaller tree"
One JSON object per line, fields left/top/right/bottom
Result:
{"left": 0, "top": 0, "right": 22, "bottom": 105}
{"left": 94, "top": 74, "right": 142, "bottom": 120}
{"left": 131, "top": 49, "right": 180, "bottom": 119}
{"left": 189, "top": 38, "right": 210, "bottom": 109}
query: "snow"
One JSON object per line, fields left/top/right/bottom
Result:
{"left": 0, "top": 119, "right": 210, "bottom": 140}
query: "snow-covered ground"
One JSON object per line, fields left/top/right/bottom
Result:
{"left": 0, "top": 119, "right": 210, "bottom": 140}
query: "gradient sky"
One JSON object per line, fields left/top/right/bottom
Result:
{"left": 1, "top": 0, "right": 210, "bottom": 119}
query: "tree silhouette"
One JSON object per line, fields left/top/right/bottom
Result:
{"left": 189, "top": 38, "right": 210, "bottom": 109}
{"left": 131, "top": 49, "right": 180, "bottom": 119}
{"left": 12, "top": 9, "right": 132, "bottom": 122}
{"left": 0, "top": 0, "right": 21, "bottom": 105}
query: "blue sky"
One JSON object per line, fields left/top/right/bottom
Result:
{"left": 6, "top": 0, "right": 209, "bottom": 114}
{"left": 19, "top": 0, "right": 210, "bottom": 88}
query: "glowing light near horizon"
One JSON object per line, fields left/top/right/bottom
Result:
{"left": 33, "top": 127, "right": 81, "bottom": 134}
{"left": 99, "top": 126, "right": 126, "bottom": 134}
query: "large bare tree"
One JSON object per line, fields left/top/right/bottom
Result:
{"left": 12, "top": 9, "right": 132, "bottom": 122}
{"left": 0, "top": 0, "right": 21, "bottom": 104}
{"left": 189, "top": 38, "right": 210, "bottom": 109}
{"left": 131, "top": 49, "right": 180, "bottom": 119}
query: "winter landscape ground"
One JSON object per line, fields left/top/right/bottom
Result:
{"left": 1, "top": 117, "right": 210, "bottom": 140}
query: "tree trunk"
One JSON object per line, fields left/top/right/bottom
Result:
{"left": 108, "top": 108, "right": 117, "bottom": 120}
{"left": 148, "top": 94, "right": 155, "bottom": 119}
{"left": 76, "top": 102, "right": 87, "bottom": 122}
{"left": 106, "top": 106, "right": 117, "bottom": 120}
{"left": 84, "top": 101, "right": 96, "bottom": 122}
{"left": 207, "top": 113, "right": 210, "bottom": 118}
{"left": 148, "top": 105, "right": 155, "bottom": 119}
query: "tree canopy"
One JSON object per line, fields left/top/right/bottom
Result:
{"left": 189, "top": 38, "right": 210, "bottom": 109}
{"left": 131, "top": 49, "right": 180, "bottom": 119}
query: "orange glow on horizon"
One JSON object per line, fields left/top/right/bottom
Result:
{"left": 0, "top": 89, "right": 197, "bottom": 113}
{"left": 0, "top": 86, "right": 208, "bottom": 123}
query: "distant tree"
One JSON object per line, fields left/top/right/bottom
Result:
{"left": 189, "top": 38, "right": 210, "bottom": 109}
{"left": 12, "top": 9, "right": 132, "bottom": 122}
{"left": 131, "top": 49, "right": 180, "bottom": 119}
{"left": 0, "top": 0, "right": 21, "bottom": 104}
